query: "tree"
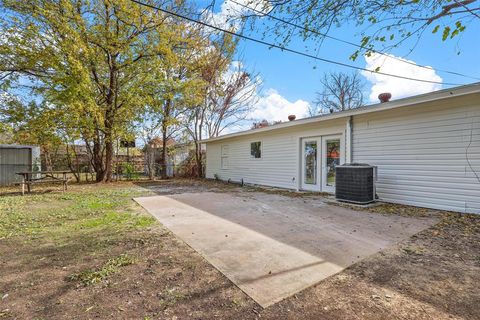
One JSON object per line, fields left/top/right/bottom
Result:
{"left": 136, "top": 21, "right": 206, "bottom": 179}
{"left": 0, "top": 97, "right": 63, "bottom": 169}
{"left": 0, "top": 96, "right": 88, "bottom": 180}
{"left": 185, "top": 33, "right": 259, "bottom": 177}
{"left": 254, "top": 0, "right": 480, "bottom": 57}
{"left": 0, "top": 95, "right": 15, "bottom": 144}
{"left": 0, "top": 125, "right": 14, "bottom": 144}
{"left": 0, "top": 0, "right": 191, "bottom": 182}
{"left": 310, "top": 72, "right": 365, "bottom": 115}
{"left": 204, "top": 61, "right": 259, "bottom": 138}
{"left": 148, "top": 43, "right": 206, "bottom": 179}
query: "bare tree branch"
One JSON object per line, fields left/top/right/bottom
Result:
{"left": 310, "top": 72, "right": 365, "bottom": 116}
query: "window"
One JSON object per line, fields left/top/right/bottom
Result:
{"left": 221, "top": 144, "right": 229, "bottom": 169}
{"left": 250, "top": 141, "right": 261, "bottom": 158}
{"left": 221, "top": 145, "right": 229, "bottom": 156}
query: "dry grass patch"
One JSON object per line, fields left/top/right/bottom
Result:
{"left": 1, "top": 180, "right": 479, "bottom": 320}
{"left": 66, "top": 254, "right": 136, "bottom": 286}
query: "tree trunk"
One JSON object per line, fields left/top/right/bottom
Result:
{"left": 104, "top": 138, "right": 114, "bottom": 182}
{"left": 194, "top": 141, "right": 203, "bottom": 178}
{"left": 83, "top": 135, "right": 104, "bottom": 183}
{"left": 145, "top": 143, "right": 155, "bottom": 180}
{"left": 92, "top": 138, "right": 105, "bottom": 182}
{"left": 65, "top": 144, "right": 80, "bottom": 182}
{"left": 101, "top": 51, "right": 118, "bottom": 183}
{"left": 160, "top": 130, "right": 168, "bottom": 179}
{"left": 102, "top": 112, "right": 114, "bottom": 182}
{"left": 103, "top": 68, "right": 117, "bottom": 182}
{"left": 159, "top": 99, "right": 171, "bottom": 179}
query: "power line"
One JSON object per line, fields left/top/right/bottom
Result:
{"left": 129, "top": 0, "right": 465, "bottom": 86}
{"left": 230, "top": 0, "right": 480, "bottom": 81}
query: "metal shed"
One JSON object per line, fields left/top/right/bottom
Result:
{"left": 0, "top": 145, "right": 41, "bottom": 186}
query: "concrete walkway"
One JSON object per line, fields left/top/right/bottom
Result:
{"left": 135, "top": 192, "right": 436, "bottom": 307}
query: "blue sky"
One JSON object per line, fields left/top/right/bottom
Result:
{"left": 200, "top": 0, "right": 480, "bottom": 123}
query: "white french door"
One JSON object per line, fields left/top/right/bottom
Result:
{"left": 321, "top": 135, "right": 342, "bottom": 193}
{"left": 300, "top": 135, "right": 343, "bottom": 193}
{"left": 301, "top": 138, "right": 320, "bottom": 191}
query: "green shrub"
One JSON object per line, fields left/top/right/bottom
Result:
{"left": 123, "top": 163, "right": 139, "bottom": 180}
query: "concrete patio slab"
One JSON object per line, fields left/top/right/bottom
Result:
{"left": 135, "top": 192, "right": 436, "bottom": 308}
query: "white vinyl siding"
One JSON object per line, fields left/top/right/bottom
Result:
{"left": 206, "top": 119, "right": 346, "bottom": 189}
{"left": 205, "top": 92, "right": 480, "bottom": 214}
{"left": 352, "top": 97, "right": 480, "bottom": 214}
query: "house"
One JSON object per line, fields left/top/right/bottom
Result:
{"left": 203, "top": 83, "right": 480, "bottom": 214}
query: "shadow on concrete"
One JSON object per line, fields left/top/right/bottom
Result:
{"left": 133, "top": 181, "right": 458, "bottom": 314}
{"left": 154, "top": 191, "right": 436, "bottom": 268}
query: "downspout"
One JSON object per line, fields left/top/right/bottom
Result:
{"left": 346, "top": 116, "right": 353, "bottom": 164}
{"left": 296, "top": 137, "right": 301, "bottom": 191}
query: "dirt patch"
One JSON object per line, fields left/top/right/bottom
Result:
{"left": 0, "top": 228, "right": 256, "bottom": 319}
{"left": 258, "top": 212, "right": 480, "bottom": 320}
{"left": 1, "top": 179, "right": 479, "bottom": 319}
{"left": 0, "top": 182, "right": 256, "bottom": 319}
{"left": 134, "top": 178, "right": 241, "bottom": 195}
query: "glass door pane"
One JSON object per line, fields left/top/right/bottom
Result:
{"left": 304, "top": 141, "right": 317, "bottom": 185}
{"left": 325, "top": 139, "right": 340, "bottom": 187}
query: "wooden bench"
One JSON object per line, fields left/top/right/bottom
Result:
{"left": 16, "top": 171, "right": 71, "bottom": 195}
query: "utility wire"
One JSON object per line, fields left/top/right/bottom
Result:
{"left": 230, "top": 0, "right": 480, "bottom": 81}
{"left": 129, "top": 0, "right": 465, "bottom": 86}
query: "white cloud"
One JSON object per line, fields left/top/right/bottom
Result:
{"left": 214, "top": 61, "right": 309, "bottom": 134}
{"left": 362, "top": 53, "right": 443, "bottom": 102}
{"left": 249, "top": 89, "right": 310, "bottom": 122}
{"left": 205, "top": 0, "right": 271, "bottom": 31}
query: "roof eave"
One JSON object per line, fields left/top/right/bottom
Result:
{"left": 202, "top": 82, "right": 480, "bottom": 143}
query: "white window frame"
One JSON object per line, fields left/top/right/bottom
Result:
{"left": 221, "top": 144, "right": 229, "bottom": 156}
{"left": 250, "top": 140, "right": 262, "bottom": 159}
{"left": 221, "top": 144, "right": 229, "bottom": 169}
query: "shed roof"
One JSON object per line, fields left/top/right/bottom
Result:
{"left": 0, "top": 144, "right": 39, "bottom": 149}
{"left": 203, "top": 82, "right": 480, "bottom": 143}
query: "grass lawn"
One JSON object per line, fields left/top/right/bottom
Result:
{"left": 1, "top": 180, "right": 479, "bottom": 319}
{"left": 0, "top": 181, "right": 256, "bottom": 319}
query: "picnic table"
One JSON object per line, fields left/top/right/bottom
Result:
{"left": 16, "top": 171, "right": 71, "bottom": 195}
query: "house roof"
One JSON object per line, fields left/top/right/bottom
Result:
{"left": 148, "top": 137, "right": 176, "bottom": 148}
{"left": 203, "top": 82, "right": 480, "bottom": 143}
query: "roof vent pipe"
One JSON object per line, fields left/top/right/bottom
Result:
{"left": 378, "top": 92, "right": 392, "bottom": 103}
{"left": 288, "top": 114, "right": 296, "bottom": 121}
